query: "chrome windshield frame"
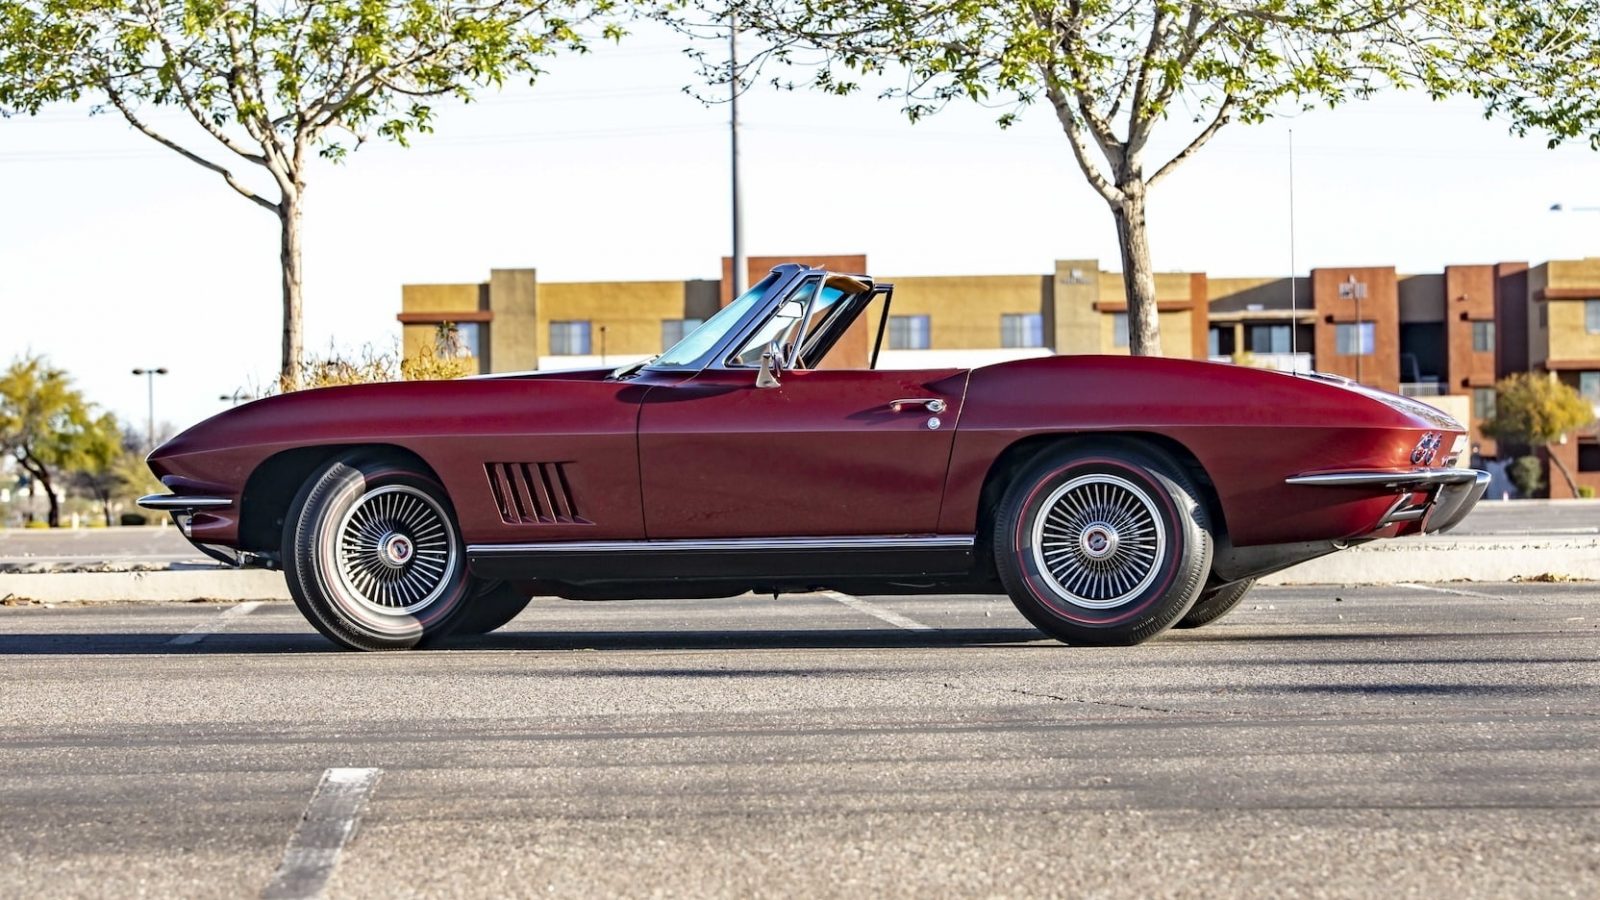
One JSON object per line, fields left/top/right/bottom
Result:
{"left": 640, "top": 264, "right": 877, "bottom": 375}
{"left": 641, "top": 264, "right": 811, "bottom": 373}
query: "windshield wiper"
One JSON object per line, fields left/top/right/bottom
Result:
{"left": 608, "top": 357, "right": 656, "bottom": 380}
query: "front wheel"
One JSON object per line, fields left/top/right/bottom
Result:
{"left": 283, "top": 454, "right": 474, "bottom": 650}
{"left": 994, "top": 441, "right": 1214, "bottom": 646}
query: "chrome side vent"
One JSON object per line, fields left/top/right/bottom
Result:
{"left": 485, "top": 462, "right": 590, "bottom": 525}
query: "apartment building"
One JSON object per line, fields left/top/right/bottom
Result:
{"left": 397, "top": 254, "right": 1600, "bottom": 495}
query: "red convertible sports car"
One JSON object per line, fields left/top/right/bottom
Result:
{"left": 142, "top": 263, "right": 1489, "bottom": 650}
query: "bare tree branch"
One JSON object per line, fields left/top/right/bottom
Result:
{"left": 102, "top": 85, "right": 279, "bottom": 213}
{"left": 1044, "top": 71, "right": 1124, "bottom": 206}
{"left": 1147, "top": 94, "right": 1237, "bottom": 188}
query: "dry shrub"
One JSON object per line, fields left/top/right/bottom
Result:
{"left": 264, "top": 341, "right": 475, "bottom": 395}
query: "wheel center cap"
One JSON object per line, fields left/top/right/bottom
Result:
{"left": 378, "top": 533, "right": 413, "bottom": 567}
{"left": 1080, "top": 524, "right": 1119, "bottom": 560}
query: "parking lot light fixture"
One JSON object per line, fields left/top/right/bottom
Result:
{"left": 131, "top": 367, "right": 169, "bottom": 452}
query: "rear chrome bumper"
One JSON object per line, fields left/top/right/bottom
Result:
{"left": 1285, "top": 468, "right": 1491, "bottom": 535}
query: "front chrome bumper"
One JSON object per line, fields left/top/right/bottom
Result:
{"left": 137, "top": 494, "right": 232, "bottom": 511}
{"left": 1285, "top": 468, "right": 1491, "bottom": 535}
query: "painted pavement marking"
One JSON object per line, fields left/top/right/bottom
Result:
{"left": 167, "top": 601, "right": 262, "bottom": 645}
{"left": 1396, "top": 582, "right": 1507, "bottom": 600}
{"left": 261, "top": 767, "right": 383, "bottom": 900}
{"left": 823, "top": 591, "right": 936, "bottom": 632}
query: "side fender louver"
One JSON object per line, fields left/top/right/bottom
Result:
{"left": 484, "top": 462, "right": 591, "bottom": 525}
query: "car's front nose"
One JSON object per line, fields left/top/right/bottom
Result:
{"left": 1284, "top": 466, "right": 1491, "bottom": 535}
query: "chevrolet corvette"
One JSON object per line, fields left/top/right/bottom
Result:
{"left": 141, "top": 263, "right": 1489, "bottom": 650}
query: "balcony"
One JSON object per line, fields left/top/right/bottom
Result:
{"left": 1401, "top": 381, "right": 1449, "bottom": 397}
{"left": 1208, "top": 352, "right": 1313, "bottom": 374}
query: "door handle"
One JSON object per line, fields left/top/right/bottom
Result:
{"left": 889, "top": 398, "right": 947, "bottom": 414}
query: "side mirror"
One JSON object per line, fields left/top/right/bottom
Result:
{"left": 756, "top": 340, "right": 785, "bottom": 389}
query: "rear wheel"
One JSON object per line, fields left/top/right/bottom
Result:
{"left": 451, "top": 581, "right": 534, "bottom": 636}
{"left": 994, "top": 441, "right": 1213, "bottom": 646}
{"left": 1175, "top": 577, "right": 1256, "bottom": 629}
{"left": 283, "top": 453, "right": 473, "bottom": 651}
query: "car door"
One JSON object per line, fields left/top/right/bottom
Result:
{"left": 636, "top": 366, "right": 970, "bottom": 539}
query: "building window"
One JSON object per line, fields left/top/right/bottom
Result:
{"left": 1471, "top": 320, "right": 1495, "bottom": 353}
{"left": 1338, "top": 279, "right": 1368, "bottom": 300}
{"left": 1002, "top": 313, "right": 1045, "bottom": 349}
{"left": 1110, "top": 313, "right": 1129, "bottom": 349}
{"left": 661, "top": 318, "right": 705, "bottom": 351}
{"left": 1580, "top": 371, "right": 1600, "bottom": 404}
{"left": 1247, "top": 324, "right": 1291, "bottom": 354}
{"left": 548, "top": 320, "right": 591, "bottom": 355}
{"left": 1587, "top": 299, "right": 1600, "bottom": 334}
{"left": 1473, "top": 387, "right": 1496, "bottom": 421}
{"left": 1336, "top": 322, "right": 1375, "bottom": 356}
{"left": 1580, "top": 440, "right": 1600, "bottom": 473}
{"left": 888, "top": 314, "right": 931, "bottom": 350}
{"left": 434, "top": 322, "right": 480, "bottom": 359}
{"left": 1207, "top": 326, "right": 1237, "bottom": 357}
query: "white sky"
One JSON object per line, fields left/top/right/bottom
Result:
{"left": 4, "top": 20, "right": 1600, "bottom": 431}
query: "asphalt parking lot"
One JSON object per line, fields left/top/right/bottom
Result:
{"left": 2, "top": 583, "right": 1598, "bottom": 898}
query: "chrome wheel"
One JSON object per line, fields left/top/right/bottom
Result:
{"left": 1031, "top": 473, "right": 1166, "bottom": 609}
{"left": 332, "top": 484, "right": 460, "bottom": 616}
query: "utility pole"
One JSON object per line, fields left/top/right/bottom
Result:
{"left": 729, "top": 8, "right": 747, "bottom": 299}
{"left": 131, "top": 367, "right": 168, "bottom": 452}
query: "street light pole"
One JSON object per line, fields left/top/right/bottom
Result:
{"left": 729, "top": 9, "right": 747, "bottom": 300}
{"left": 131, "top": 367, "right": 169, "bottom": 451}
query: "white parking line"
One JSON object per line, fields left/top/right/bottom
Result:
{"left": 261, "top": 767, "right": 382, "bottom": 900}
{"left": 167, "top": 601, "right": 261, "bottom": 645}
{"left": 1396, "top": 583, "right": 1506, "bottom": 600}
{"left": 823, "top": 591, "right": 935, "bottom": 632}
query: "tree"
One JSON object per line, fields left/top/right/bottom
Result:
{"left": 0, "top": 355, "right": 114, "bottom": 527}
{"left": 1453, "top": 1, "right": 1600, "bottom": 150}
{"left": 691, "top": 1, "right": 1522, "bottom": 355}
{"left": 1481, "top": 372, "right": 1596, "bottom": 498}
{"left": 72, "top": 420, "right": 152, "bottom": 526}
{"left": 0, "top": 0, "right": 620, "bottom": 388}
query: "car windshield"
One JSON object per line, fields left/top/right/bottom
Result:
{"left": 650, "top": 272, "right": 781, "bottom": 368}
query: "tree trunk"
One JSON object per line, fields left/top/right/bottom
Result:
{"left": 20, "top": 456, "right": 60, "bottom": 529}
{"left": 100, "top": 493, "right": 113, "bottom": 527}
{"left": 279, "top": 191, "right": 304, "bottom": 391}
{"left": 1547, "top": 444, "right": 1581, "bottom": 498}
{"left": 1111, "top": 185, "right": 1161, "bottom": 356}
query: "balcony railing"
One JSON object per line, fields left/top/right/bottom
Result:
{"left": 1208, "top": 352, "right": 1312, "bottom": 374}
{"left": 1401, "top": 381, "right": 1449, "bottom": 397}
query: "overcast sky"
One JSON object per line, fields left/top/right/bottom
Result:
{"left": 5, "top": 20, "right": 1600, "bottom": 431}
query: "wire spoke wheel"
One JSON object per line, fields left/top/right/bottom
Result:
{"left": 1030, "top": 473, "right": 1167, "bottom": 610}
{"left": 331, "top": 484, "right": 460, "bottom": 617}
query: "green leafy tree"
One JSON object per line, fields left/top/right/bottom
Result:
{"left": 0, "top": 355, "right": 114, "bottom": 527}
{"left": 0, "top": 0, "right": 621, "bottom": 387}
{"left": 1481, "top": 372, "right": 1596, "bottom": 498}
{"left": 72, "top": 420, "right": 153, "bottom": 526}
{"left": 1454, "top": 1, "right": 1600, "bottom": 149}
{"left": 1508, "top": 454, "right": 1545, "bottom": 498}
{"left": 691, "top": 1, "right": 1543, "bottom": 355}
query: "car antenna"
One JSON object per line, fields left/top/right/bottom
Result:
{"left": 1288, "top": 127, "right": 1301, "bottom": 375}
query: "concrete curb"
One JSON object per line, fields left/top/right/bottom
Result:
{"left": 1261, "top": 536, "right": 1600, "bottom": 585}
{"left": 1, "top": 536, "right": 1595, "bottom": 603}
{"left": 3, "top": 569, "right": 291, "bottom": 604}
